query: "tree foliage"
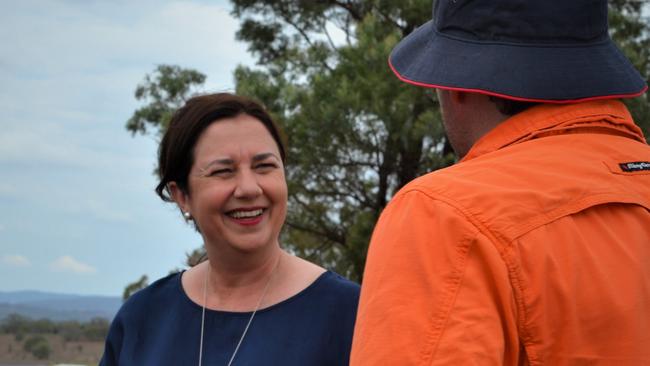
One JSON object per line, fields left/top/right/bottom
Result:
{"left": 126, "top": 64, "right": 206, "bottom": 135}
{"left": 122, "top": 274, "right": 148, "bottom": 301}
{"left": 127, "top": 1, "right": 650, "bottom": 283}
{"left": 1, "top": 314, "right": 109, "bottom": 343}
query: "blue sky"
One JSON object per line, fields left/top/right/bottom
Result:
{"left": 0, "top": 0, "right": 254, "bottom": 296}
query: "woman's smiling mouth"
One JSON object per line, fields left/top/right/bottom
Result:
{"left": 226, "top": 208, "right": 266, "bottom": 225}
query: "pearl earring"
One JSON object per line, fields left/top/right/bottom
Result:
{"left": 183, "top": 211, "right": 192, "bottom": 220}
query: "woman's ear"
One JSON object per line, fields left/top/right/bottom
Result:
{"left": 168, "top": 181, "right": 189, "bottom": 213}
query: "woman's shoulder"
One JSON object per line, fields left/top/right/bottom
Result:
{"left": 316, "top": 271, "right": 360, "bottom": 294}
{"left": 281, "top": 254, "right": 359, "bottom": 306}
{"left": 115, "top": 272, "right": 184, "bottom": 320}
{"left": 294, "top": 270, "right": 360, "bottom": 309}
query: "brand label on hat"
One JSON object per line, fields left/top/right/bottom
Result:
{"left": 619, "top": 161, "right": 650, "bottom": 172}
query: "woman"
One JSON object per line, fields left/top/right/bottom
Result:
{"left": 100, "top": 93, "right": 360, "bottom": 365}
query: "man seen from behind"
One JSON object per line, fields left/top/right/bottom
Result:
{"left": 351, "top": 0, "right": 650, "bottom": 365}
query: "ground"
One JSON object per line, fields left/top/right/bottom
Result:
{"left": 0, "top": 334, "right": 103, "bottom": 366}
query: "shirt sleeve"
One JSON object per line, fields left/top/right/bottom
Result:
{"left": 99, "top": 310, "right": 125, "bottom": 366}
{"left": 350, "top": 190, "right": 520, "bottom": 365}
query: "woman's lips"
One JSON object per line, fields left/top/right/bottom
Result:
{"left": 226, "top": 208, "right": 265, "bottom": 226}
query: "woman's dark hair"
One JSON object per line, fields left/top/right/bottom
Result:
{"left": 489, "top": 95, "right": 538, "bottom": 116}
{"left": 155, "top": 93, "right": 287, "bottom": 202}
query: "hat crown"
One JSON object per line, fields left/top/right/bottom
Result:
{"left": 434, "top": 0, "right": 609, "bottom": 44}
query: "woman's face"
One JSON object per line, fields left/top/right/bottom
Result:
{"left": 173, "top": 114, "right": 287, "bottom": 255}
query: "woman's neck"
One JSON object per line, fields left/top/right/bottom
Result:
{"left": 201, "top": 247, "right": 283, "bottom": 310}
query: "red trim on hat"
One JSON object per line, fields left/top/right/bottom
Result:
{"left": 388, "top": 58, "right": 648, "bottom": 104}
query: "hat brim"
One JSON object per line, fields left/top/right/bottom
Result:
{"left": 389, "top": 20, "right": 648, "bottom": 103}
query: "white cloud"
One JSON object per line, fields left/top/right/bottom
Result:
{"left": 2, "top": 255, "right": 31, "bottom": 267}
{"left": 50, "top": 256, "right": 97, "bottom": 274}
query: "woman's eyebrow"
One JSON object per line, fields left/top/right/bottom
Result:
{"left": 252, "top": 152, "right": 280, "bottom": 162}
{"left": 205, "top": 158, "right": 234, "bottom": 166}
{"left": 199, "top": 154, "right": 279, "bottom": 173}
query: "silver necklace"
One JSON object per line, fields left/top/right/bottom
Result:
{"left": 198, "top": 256, "right": 280, "bottom": 366}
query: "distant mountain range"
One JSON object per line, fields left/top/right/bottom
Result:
{"left": 0, "top": 290, "right": 121, "bottom": 322}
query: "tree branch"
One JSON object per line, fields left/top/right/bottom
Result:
{"left": 371, "top": 5, "right": 407, "bottom": 32}
{"left": 279, "top": 14, "right": 335, "bottom": 72}
{"left": 322, "top": 20, "right": 339, "bottom": 50}
{"left": 330, "top": 0, "right": 363, "bottom": 21}
{"left": 285, "top": 220, "right": 346, "bottom": 246}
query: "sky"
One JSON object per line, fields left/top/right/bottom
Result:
{"left": 0, "top": 0, "right": 255, "bottom": 296}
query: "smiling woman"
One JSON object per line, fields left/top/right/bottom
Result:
{"left": 170, "top": 115, "right": 288, "bottom": 258}
{"left": 98, "top": 93, "right": 360, "bottom": 366}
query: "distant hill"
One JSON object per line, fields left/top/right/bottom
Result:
{"left": 0, "top": 290, "right": 121, "bottom": 322}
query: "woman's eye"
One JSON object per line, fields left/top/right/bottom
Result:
{"left": 255, "top": 163, "right": 277, "bottom": 171}
{"left": 208, "top": 168, "right": 233, "bottom": 176}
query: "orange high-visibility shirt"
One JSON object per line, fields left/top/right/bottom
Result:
{"left": 351, "top": 100, "right": 650, "bottom": 365}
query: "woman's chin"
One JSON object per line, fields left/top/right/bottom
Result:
{"left": 206, "top": 235, "right": 278, "bottom": 255}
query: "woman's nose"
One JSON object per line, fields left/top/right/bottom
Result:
{"left": 233, "top": 169, "right": 262, "bottom": 198}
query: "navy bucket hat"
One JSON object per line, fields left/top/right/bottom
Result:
{"left": 389, "top": 0, "right": 648, "bottom": 103}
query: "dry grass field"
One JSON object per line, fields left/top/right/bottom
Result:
{"left": 0, "top": 334, "right": 103, "bottom": 366}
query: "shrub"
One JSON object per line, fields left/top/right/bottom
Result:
{"left": 23, "top": 335, "right": 51, "bottom": 360}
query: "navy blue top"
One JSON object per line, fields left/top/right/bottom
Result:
{"left": 100, "top": 270, "right": 360, "bottom": 366}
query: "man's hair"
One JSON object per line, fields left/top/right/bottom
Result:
{"left": 489, "top": 96, "right": 538, "bottom": 116}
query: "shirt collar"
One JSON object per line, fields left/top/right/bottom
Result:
{"left": 461, "top": 99, "right": 646, "bottom": 162}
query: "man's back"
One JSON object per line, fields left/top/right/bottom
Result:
{"left": 352, "top": 101, "right": 650, "bottom": 365}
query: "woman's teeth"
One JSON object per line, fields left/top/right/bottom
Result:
{"left": 229, "top": 209, "right": 263, "bottom": 219}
